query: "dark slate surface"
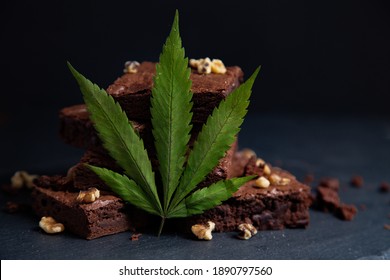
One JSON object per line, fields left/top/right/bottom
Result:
{"left": 1, "top": 113, "right": 389, "bottom": 259}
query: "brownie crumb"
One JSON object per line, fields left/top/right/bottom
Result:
{"left": 359, "top": 204, "right": 367, "bottom": 211}
{"left": 384, "top": 224, "right": 390, "bottom": 230}
{"left": 319, "top": 177, "right": 340, "bottom": 191}
{"left": 2, "top": 201, "right": 30, "bottom": 214}
{"left": 303, "top": 174, "right": 315, "bottom": 185}
{"left": 379, "top": 182, "right": 390, "bottom": 193}
{"left": 316, "top": 186, "right": 340, "bottom": 212}
{"left": 350, "top": 175, "right": 364, "bottom": 188}
{"left": 312, "top": 177, "right": 358, "bottom": 221}
{"left": 130, "top": 233, "right": 142, "bottom": 241}
{"left": 336, "top": 204, "right": 358, "bottom": 221}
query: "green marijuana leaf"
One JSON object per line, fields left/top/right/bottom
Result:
{"left": 67, "top": 62, "right": 162, "bottom": 214}
{"left": 168, "top": 176, "right": 256, "bottom": 218}
{"left": 151, "top": 10, "right": 193, "bottom": 216}
{"left": 68, "top": 10, "right": 260, "bottom": 236}
{"left": 168, "top": 68, "right": 260, "bottom": 212}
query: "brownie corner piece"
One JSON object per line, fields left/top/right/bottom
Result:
{"left": 32, "top": 185, "right": 134, "bottom": 240}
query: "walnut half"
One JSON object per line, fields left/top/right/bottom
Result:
{"left": 76, "top": 187, "right": 100, "bottom": 203}
{"left": 10, "top": 171, "right": 38, "bottom": 189}
{"left": 237, "top": 223, "right": 257, "bottom": 240}
{"left": 191, "top": 221, "right": 215, "bottom": 240}
{"left": 39, "top": 216, "right": 65, "bottom": 234}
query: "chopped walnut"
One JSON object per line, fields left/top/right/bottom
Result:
{"left": 237, "top": 223, "right": 257, "bottom": 240}
{"left": 269, "top": 174, "right": 291, "bottom": 186}
{"left": 280, "top": 177, "right": 291, "bottom": 185}
{"left": 124, "top": 61, "right": 140, "bottom": 73}
{"left": 263, "top": 164, "right": 271, "bottom": 176}
{"left": 269, "top": 173, "right": 282, "bottom": 185}
{"left": 241, "top": 148, "right": 257, "bottom": 159}
{"left": 255, "top": 158, "right": 265, "bottom": 167}
{"left": 210, "top": 59, "right": 227, "bottom": 74}
{"left": 198, "top": 57, "right": 212, "bottom": 74}
{"left": 189, "top": 58, "right": 227, "bottom": 74}
{"left": 76, "top": 187, "right": 100, "bottom": 203}
{"left": 39, "top": 216, "right": 65, "bottom": 234}
{"left": 254, "top": 176, "right": 270, "bottom": 189}
{"left": 11, "top": 171, "right": 38, "bottom": 189}
{"left": 191, "top": 221, "right": 215, "bottom": 240}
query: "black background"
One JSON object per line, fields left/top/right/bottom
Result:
{"left": 1, "top": 0, "right": 390, "bottom": 171}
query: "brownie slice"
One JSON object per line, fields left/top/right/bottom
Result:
{"left": 69, "top": 140, "right": 237, "bottom": 191}
{"left": 32, "top": 149, "right": 311, "bottom": 239}
{"left": 188, "top": 153, "right": 311, "bottom": 231}
{"left": 32, "top": 186, "right": 134, "bottom": 239}
{"left": 191, "top": 168, "right": 311, "bottom": 231}
{"left": 60, "top": 104, "right": 203, "bottom": 154}
{"left": 106, "top": 61, "right": 244, "bottom": 123}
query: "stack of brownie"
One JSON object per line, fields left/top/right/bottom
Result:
{"left": 32, "top": 62, "right": 311, "bottom": 239}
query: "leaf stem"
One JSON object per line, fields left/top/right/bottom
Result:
{"left": 157, "top": 217, "right": 166, "bottom": 237}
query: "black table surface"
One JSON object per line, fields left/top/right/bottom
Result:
{"left": 1, "top": 113, "right": 389, "bottom": 260}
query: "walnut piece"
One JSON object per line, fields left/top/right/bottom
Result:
{"left": 76, "top": 187, "right": 100, "bottom": 203}
{"left": 124, "top": 61, "right": 140, "bottom": 74}
{"left": 237, "top": 223, "right": 258, "bottom": 240}
{"left": 255, "top": 158, "right": 265, "bottom": 167}
{"left": 280, "top": 177, "right": 291, "bottom": 185}
{"left": 254, "top": 176, "right": 270, "bottom": 189}
{"left": 39, "top": 216, "right": 65, "bottom": 234}
{"left": 191, "top": 221, "right": 215, "bottom": 240}
{"left": 263, "top": 164, "right": 271, "bottom": 176}
{"left": 241, "top": 148, "right": 257, "bottom": 159}
{"left": 210, "top": 59, "right": 227, "bottom": 74}
{"left": 189, "top": 58, "right": 227, "bottom": 74}
{"left": 11, "top": 171, "right": 38, "bottom": 189}
{"left": 269, "top": 173, "right": 282, "bottom": 185}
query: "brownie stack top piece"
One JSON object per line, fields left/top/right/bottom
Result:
{"left": 107, "top": 61, "right": 244, "bottom": 123}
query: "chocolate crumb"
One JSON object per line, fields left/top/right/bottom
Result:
{"left": 350, "top": 175, "right": 364, "bottom": 188}
{"left": 303, "top": 174, "right": 315, "bottom": 185}
{"left": 379, "top": 182, "right": 390, "bottom": 193}
{"left": 336, "top": 204, "right": 358, "bottom": 221}
{"left": 319, "top": 177, "right": 340, "bottom": 191}
{"left": 316, "top": 186, "right": 340, "bottom": 212}
{"left": 384, "top": 224, "right": 390, "bottom": 230}
{"left": 312, "top": 177, "right": 358, "bottom": 221}
{"left": 130, "top": 233, "right": 142, "bottom": 241}
{"left": 2, "top": 201, "right": 30, "bottom": 214}
{"left": 3, "top": 201, "right": 20, "bottom": 213}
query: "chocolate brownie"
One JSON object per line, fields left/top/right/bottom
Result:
{"left": 106, "top": 61, "right": 244, "bottom": 123}
{"left": 69, "top": 140, "right": 237, "bottom": 191}
{"left": 32, "top": 186, "right": 135, "bottom": 239}
{"left": 59, "top": 104, "right": 154, "bottom": 155}
{"left": 60, "top": 104, "right": 203, "bottom": 154}
{"left": 32, "top": 149, "right": 312, "bottom": 238}
{"left": 190, "top": 167, "right": 311, "bottom": 231}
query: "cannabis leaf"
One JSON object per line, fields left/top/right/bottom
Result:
{"left": 68, "top": 10, "right": 260, "bottom": 236}
{"left": 168, "top": 68, "right": 260, "bottom": 212}
{"left": 150, "top": 10, "right": 193, "bottom": 215}
{"left": 67, "top": 62, "right": 162, "bottom": 214}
